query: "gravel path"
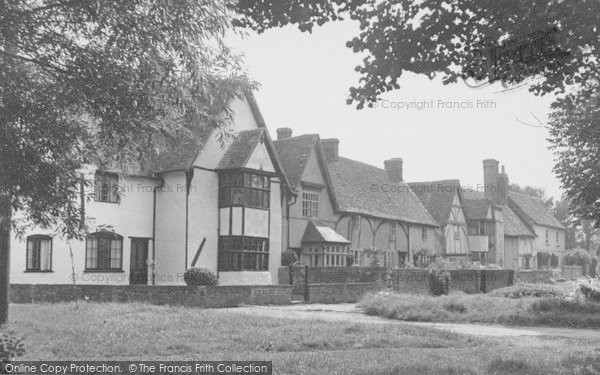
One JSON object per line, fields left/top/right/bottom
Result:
{"left": 226, "top": 303, "right": 600, "bottom": 339}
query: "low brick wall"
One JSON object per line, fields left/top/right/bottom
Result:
{"left": 304, "top": 266, "right": 389, "bottom": 283}
{"left": 563, "top": 265, "right": 584, "bottom": 280}
{"left": 392, "top": 269, "right": 431, "bottom": 294}
{"left": 481, "top": 270, "right": 514, "bottom": 293}
{"left": 516, "top": 270, "right": 555, "bottom": 283}
{"left": 306, "top": 282, "right": 388, "bottom": 304}
{"left": 10, "top": 284, "right": 293, "bottom": 308}
{"left": 449, "top": 270, "right": 481, "bottom": 294}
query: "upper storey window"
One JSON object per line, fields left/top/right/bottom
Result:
{"left": 219, "top": 172, "right": 271, "bottom": 209}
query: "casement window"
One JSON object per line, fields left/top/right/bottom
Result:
{"left": 219, "top": 172, "right": 270, "bottom": 209}
{"left": 421, "top": 227, "right": 427, "bottom": 241}
{"left": 302, "top": 191, "right": 320, "bottom": 217}
{"left": 94, "top": 171, "right": 119, "bottom": 203}
{"left": 85, "top": 232, "right": 123, "bottom": 271}
{"left": 26, "top": 235, "right": 52, "bottom": 271}
{"left": 556, "top": 231, "right": 559, "bottom": 246}
{"left": 218, "top": 236, "right": 269, "bottom": 271}
{"left": 545, "top": 230, "right": 549, "bottom": 245}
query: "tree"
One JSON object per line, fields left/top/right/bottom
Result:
{"left": 552, "top": 198, "right": 577, "bottom": 250}
{"left": 235, "top": 0, "right": 599, "bottom": 108}
{"left": 0, "top": 0, "right": 251, "bottom": 324}
{"left": 509, "top": 184, "right": 554, "bottom": 210}
{"left": 549, "top": 87, "right": 600, "bottom": 228}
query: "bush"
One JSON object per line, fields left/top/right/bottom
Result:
{"left": 183, "top": 267, "right": 217, "bottom": 286}
{"left": 281, "top": 250, "right": 297, "bottom": 266}
{"left": 488, "top": 283, "right": 567, "bottom": 299}
{"left": 565, "top": 248, "right": 593, "bottom": 275}
{"left": 0, "top": 333, "right": 25, "bottom": 364}
{"left": 346, "top": 254, "right": 354, "bottom": 267}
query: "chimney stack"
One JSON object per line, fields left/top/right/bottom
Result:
{"left": 276, "top": 127, "right": 293, "bottom": 140}
{"left": 483, "top": 159, "right": 499, "bottom": 201}
{"left": 384, "top": 158, "right": 404, "bottom": 182}
{"left": 321, "top": 138, "right": 339, "bottom": 162}
{"left": 496, "top": 165, "right": 509, "bottom": 206}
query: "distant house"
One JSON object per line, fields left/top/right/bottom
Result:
{"left": 409, "top": 180, "right": 470, "bottom": 261}
{"left": 322, "top": 142, "right": 440, "bottom": 267}
{"left": 273, "top": 129, "right": 346, "bottom": 266}
{"left": 462, "top": 159, "right": 564, "bottom": 269}
{"left": 12, "top": 93, "right": 294, "bottom": 286}
{"left": 509, "top": 192, "right": 566, "bottom": 269}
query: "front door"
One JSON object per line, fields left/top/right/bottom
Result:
{"left": 130, "top": 238, "right": 149, "bottom": 285}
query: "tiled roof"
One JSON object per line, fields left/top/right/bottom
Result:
{"left": 503, "top": 206, "right": 536, "bottom": 237}
{"left": 149, "top": 125, "right": 215, "bottom": 172}
{"left": 301, "top": 221, "right": 351, "bottom": 244}
{"left": 461, "top": 191, "right": 492, "bottom": 220}
{"left": 273, "top": 134, "right": 320, "bottom": 189}
{"left": 217, "top": 129, "right": 265, "bottom": 169}
{"left": 508, "top": 192, "right": 565, "bottom": 230}
{"left": 325, "top": 157, "right": 438, "bottom": 226}
{"left": 409, "top": 180, "right": 462, "bottom": 226}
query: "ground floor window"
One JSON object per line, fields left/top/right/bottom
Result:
{"left": 85, "top": 232, "right": 123, "bottom": 271}
{"left": 218, "top": 236, "right": 269, "bottom": 271}
{"left": 26, "top": 235, "right": 52, "bottom": 271}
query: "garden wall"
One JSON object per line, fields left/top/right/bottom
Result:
{"left": 392, "top": 269, "right": 431, "bottom": 294}
{"left": 10, "top": 284, "right": 293, "bottom": 308}
{"left": 306, "top": 282, "right": 388, "bottom": 304}
{"left": 563, "top": 265, "right": 584, "bottom": 280}
{"left": 516, "top": 270, "right": 555, "bottom": 283}
{"left": 448, "top": 270, "right": 481, "bottom": 294}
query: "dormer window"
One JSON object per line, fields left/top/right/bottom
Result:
{"left": 94, "top": 171, "right": 119, "bottom": 203}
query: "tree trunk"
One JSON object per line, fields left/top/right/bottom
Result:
{"left": 0, "top": 196, "right": 10, "bottom": 324}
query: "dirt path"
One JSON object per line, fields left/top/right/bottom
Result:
{"left": 227, "top": 303, "right": 600, "bottom": 339}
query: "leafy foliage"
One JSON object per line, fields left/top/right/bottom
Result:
{"left": 0, "top": 0, "right": 252, "bottom": 238}
{"left": 183, "top": 267, "right": 217, "bottom": 286}
{"left": 565, "top": 248, "right": 594, "bottom": 268}
{"left": 236, "top": 0, "right": 599, "bottom": 108}
{"left": 281, "top": 249, "right": 297, "bottom": 266}
{"left": 0, "top": 332, "right": 25, "bottom": 363}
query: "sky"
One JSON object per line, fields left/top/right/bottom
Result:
{"left": 228, "top": 20, "right": 563, "bottom": 199}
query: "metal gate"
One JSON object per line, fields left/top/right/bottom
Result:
{"left": 289, "top": 265, "right": 308, "bottom": 302}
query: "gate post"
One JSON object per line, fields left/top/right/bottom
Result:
{"left": 304, "top": 265, "right": 309, "bottom": 301}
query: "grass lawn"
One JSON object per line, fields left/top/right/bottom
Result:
{"left": 4, "top": 302, "right": 600, "bottom": 374}
{"left": 358, "top": 282, "right": 600, "bottom": 329}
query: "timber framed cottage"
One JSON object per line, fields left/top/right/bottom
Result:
{"left": 12, "top": 93, "right": 294, "bottom": 286}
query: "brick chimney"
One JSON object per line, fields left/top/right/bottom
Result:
{"left": 483, "top": 159, "right": 499, "bottom": 201}
{"left": 384, "top": 158, "right": 403, "bottom": 182}
{"left": 276, "top": 127, "right": 293, "bottom": 140}
{"left": 496, "top": 165, "right": 509, "bottom": 206}
{"left": 321, "top": 138, "right": 339, "bottom": 162}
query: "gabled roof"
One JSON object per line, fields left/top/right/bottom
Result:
{"left": 325, "top": 157, "right": 438, "bottom": 226}
{"left": 503, "top": 206, "right": 536, "bottom": 237}
{"left": 217, "top": 128, "right": 265, "bottom": 169}
{"left": 301, "top": 221, "right": 351, "bottom": 244}
{"left": 273, "top": 134, "right": 320, "bottom": 189}
{"left": 508, "top": 192, "right": 565, "bottom": 230}
{"left": 461, "top": 191, "right": 492, "bottom": 220}
{"left": 409, "top": 180, "right": 462, "bottom": 226}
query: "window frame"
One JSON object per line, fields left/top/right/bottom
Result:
{"left": 301, "top": 190, "right": 320, "bottom": 217}
{"left": 94, "top": 171, "right": 119, "bottom": 203}
{"left": 219, "top": 171, "right": 271, "bottom": 210}
{"left": 421, "top": 227, "right": 427, "bottom": 241}
{"left": 218, "top": 236, "right": 270, "bottom": 272}
{"left": 25, "top": 235, "right": 53, "bottom": 272}
{"left": 85, "top": 232, "right": 124, "bottom": 272}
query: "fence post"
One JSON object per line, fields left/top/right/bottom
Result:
{"left": 304, "top": 265, "right": 309, "bottom": 301}
{"left": 288, "top": 265, "right": 293, "bottom": 285}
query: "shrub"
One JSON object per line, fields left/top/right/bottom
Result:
{"left": 0, "top": 333, "right": 25, "bottom": 364}
{"left": 346, "top": 254, "right": 354, "bottom": 267}
{"left": 183, "top": 267, "right": 217, "bottom": 286}
{"left": 281, "top": 250, "right": 297, "bottom": 266}
{"left": 579, "top": 279, "right": 600, "bottom": 302}
{"left": 443, "top": 301, "right": 467, "bottom": 313}
{"left": 565, "top": 248, "right": 593, "bottom": 274}
{"left": 488, "top": 283, "right": 567, "bottom": 299}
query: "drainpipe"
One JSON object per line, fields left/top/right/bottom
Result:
{"left": 152, "top": 176, "right": 165, "bottom": 286}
